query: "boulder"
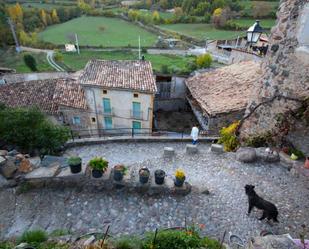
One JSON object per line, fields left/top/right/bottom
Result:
{"left": 0, "top": 150, "right": 8, "bottom": 156}
{"left": 0, "top": 156, "right": 6, "bottom": 166}
{"left": 256, "top": 147, "right": 280, "bottom": 163}
{"left": 25, "top": 162, "right": 61, "bottom": 179}
{"left": 0, "top": 174, "right": 8, "bottom": 189}
{"left": 18, "top": 158, "right": 33, "bottom": 173}
{"left": 210, "top": 144, "right": 224, "bottom": 154}
{"left": 247, "top": 235, "right": 299, "bottom": 249}
{"left": 236, "top": 147, "right": 257, "bottom": 163}
{"left": 29, "top": 156, "right": 41, "bottom": 168}
{"left": 7, "top": 149, "right": 19, "bottom": 157}
{"left": 0, "top": 158, "right": 18, "bottom": 179}
{"left": 186, "top": 144, "right": 198, "bottom": 154}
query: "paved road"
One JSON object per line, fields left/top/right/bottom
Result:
{"left": 20, "top": 46, "right": 65, "bottom": 72}
{"left": 1, "top": 142, "right": 309, "bottom": 243}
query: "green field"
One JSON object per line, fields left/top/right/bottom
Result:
{"left": 159, "top": 23, "right": 246, "bottom": 40}
{"left": 232, "top": 18, "right": 276, "bottom": 29}
{"left": 61, "top": 50, "right": 196, "bottom": 74}
{"left": 0, "top": 49, "right": 54, "bottom": 73}
{"left": 39, "top": 16, "right": 158, "bottom": 47}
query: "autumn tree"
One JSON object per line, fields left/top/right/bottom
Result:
{"left": 159, "top": 0, "right": 168, "bottom": 9}
{"left": 145, "top": 0, "right": 152, "bottom": 9}
{"left": 212, "top": 7, "right": 231, "bottom": 28}
{"left": 39, "top": 9, "right": 47, "bottom": 26}
{"left": 196, "top": 53, "right": 212, "bottom": 68}
{"left": 174, "top": 7, "right": 183, "bottom": 17}
{"left": 7, "top": 3, "right": 23, "bottom": 24}
{"left": 152, "top": 10, "right": 160, "bottom": 24}
{"left": 51, "top": 9, "right": 59, "bottom": 23}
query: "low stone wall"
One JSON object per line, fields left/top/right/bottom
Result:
{"left": 64, "top": 136, "right": 219, "bottom": 149}
{"left": 21, "top": 163, "right": 191, "bottom": 196}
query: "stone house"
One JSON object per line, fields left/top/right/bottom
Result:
{"left": 78, "top": 59, "right": 157, "bottom": 136}
{"left": 186, "top": 61, "right": 260, "bottom": 134}
{"left": 0, "top": 78, "right": 88, "bottom": 129}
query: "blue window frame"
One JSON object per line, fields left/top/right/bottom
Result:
{"left": 132, "top": 102, "right": 141, "bottom": 119}
{"left": 104, "top": 117, "right": 113, "bottom": 129}
{"left": 73, "top": 116, "right": 81, "bottom": 125}
{"left": 103, "top": 98, "right": 111, "bottom": 114}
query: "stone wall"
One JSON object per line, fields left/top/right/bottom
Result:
{"left": 239, "top": 0, "right": 309, "bottom": 155}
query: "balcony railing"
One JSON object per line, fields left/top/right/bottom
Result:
{"left": 130, "top": 110, "right": 143, "bottom": 120}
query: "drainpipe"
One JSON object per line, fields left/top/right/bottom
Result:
{"left": 89, "top": 88, "right": 100, "bottom": 137}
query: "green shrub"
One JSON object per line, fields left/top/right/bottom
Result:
{"left": 54, "top": 51, "right": 63, "bottom": 62}
{"left": 218, "top": 121, "right": 240, "bottom": 152}
{"left": 68, "top": 156, "right": 82, "bottom": 166}
{"left": 0, "top": 106, "right": 70, "bottom": 154}
{"left": 202, "top": 237, "right": 224, "bottom": 249}
{"left": 19, "top": 229, "right": 48, "bottom": 244}
{"left": 89, "top": 157, "right": 108, "bottom": 171}
{"left": 195, "top": 53, "right": 212, "bottom": 68}
{"left": 23, "top": 54, "right": 37, "bottom": 71}
{"left": 243, "top": 132, "right": 274, "bottom": 148}
{"left": 289, "top": 148, "right": 305, "bottom": 159}
{"left": 49, "top": 229, "right": 70, "bottom": 237}
{"left": 142, "top": 230, "right": 201, "bottom": 249}
{"left": 114, "top": 236, "right": 142, "bottom": 249}
{"left": 0, "top": 241, "right": 15, "bottom": 249}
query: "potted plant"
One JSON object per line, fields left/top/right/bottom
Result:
{"left": 113, "top": 164, "right": 127, "bottom": 181}
{"left": 89, "top": 157, "right": 108, "bottom": 178}
{"left": 174, "top": 169, "right": 186, "bottom": 187}
{"left": 154, "top": 169, "right": 165, "bottom": 185}
{"left": 68, "top": 156, "right": 82, "bottom": 174}
{"left": 139, "top": 167, "right": 150, "bottom": 184}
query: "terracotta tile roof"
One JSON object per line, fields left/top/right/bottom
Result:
{"left": 0, "top": 79, "right": 87, "bottom": 114}
{"left": 186, "top": 61, "right": 261, "bottom": 115}
{"left": 79, "top": 59, "right": 157, "bottom": 93}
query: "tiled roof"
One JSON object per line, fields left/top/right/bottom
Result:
{"left": 186, "top": 61, "right": 261, "bottom": 115}
{"left": 79, "top": 60, "right": 157, "bottom": 93}
{"left": 0, "top": 79, "right": 87, "bottom": 114}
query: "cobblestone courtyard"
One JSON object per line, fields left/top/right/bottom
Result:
{"left": 1, "top": 142, "right": 309, "bottom": 243}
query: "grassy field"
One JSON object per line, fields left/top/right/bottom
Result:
{"left": 232, "top": 18, "right": 276, "bottom": 29}
{"left": 0, "top": 49, "right": 54, "bottom": 73}
{"left": 61, "top": 50, "right": 196, "bottom": 74}
{"left": 159, "top": 23, "right": 245, "bottom": 40}
{"left": 39, "top": 16, "right": 158, "bottom": 47}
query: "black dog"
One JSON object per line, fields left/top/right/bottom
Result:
{"left": 245, "top": 185, "right": 279, "bottom": 222}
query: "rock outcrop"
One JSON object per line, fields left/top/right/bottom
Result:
{"left": 240, "top": 0, "right": 309, "bottom": 155}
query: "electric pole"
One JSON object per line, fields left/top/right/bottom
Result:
{"left": 75, "top": 33, "right": 80, "bottom": 55}
{"left": 7, "top": 18, "right": 21, "bottom": 53}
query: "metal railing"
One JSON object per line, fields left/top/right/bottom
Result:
{"left": 69, "top": 128, "right": 219, "bottom": 140}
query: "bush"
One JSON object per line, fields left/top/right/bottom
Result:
{"left": 68, "top": 156, "right": 82, "bottom": 166}
{"left": 218, "top": 121, "right": 240, "bottom": 152}
{"left": 223, "top": 20, "right": 242, "bottom": 30}
{"left": 142, "top": 230, "right": 202, "bottom": 249}
{"left": 196, "top": 53, "right": 212, "bottom": 68}
{"left": 19, "top": 229, "right": 48, "bottom": 244}
{"left": 202, "top": 237, "right": 224, "bottom": 249}
{"left": 0, "top": 106, "right": 70, "bottom": 155}
{"left": 114, "top": 236, "right": 142, "bottom": 249}
{"left": 243, "top": 132, "right": 274, "bottom": 147}
{"left": 54, "top": 51, "right": 63, "bottom": 62}
{"left": 23, "top": 54, "right": 37, "bottom": 71}
{"left": 160, "top": 64, "right": 170, "bottom": 74}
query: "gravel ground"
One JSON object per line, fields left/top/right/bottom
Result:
{"left": 1, "top": 142, "right": 309, "bottom": 244}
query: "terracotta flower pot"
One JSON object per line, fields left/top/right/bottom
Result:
{"left": 305, "top": 157, "right": 309, "bottom": 169}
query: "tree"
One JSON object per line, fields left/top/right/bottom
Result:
{"left": 0, "top": 3, "right": 13, "bottom": 46}
{"left": 152, "top": 10, "right": 160, "bottom": 24}
{"left": 51, "top": 9, "right": 59, "bottom": 23}
{"left": 252, "top": 2, "right": 272, "bottom": 18}
{"left": 196, "top": 53, "right": 212, "bottom": 68}
{"left": 174, "top": 7, "right": 183, "bottom": 17}
{"left": 128, "top": 9, "right": 140, "bottom": 21}
{"left": 159, "top": 0, "right": 168, "bottom": 9}
{"left": 39, "top": 9, "right": 47, "bottom": 26}
{"left": 7, "top": 3, "right": 23, "bottom": 24}
{"left": 146, "top": 0, "right": 152, "bottom": 9}
{"left": 212, "top": 7, "right": 231, "bottom": 28}
{"left": 0, "top": 107, "right": 70, "bottom": 155}
{"left": 23, "top": 54, "right": 37, "bottom": 71}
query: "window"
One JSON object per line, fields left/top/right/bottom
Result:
{"left": 103, "top": 89, "right": 107, "bottom": 94}
{"left": 104, "top": 117, "right": 113, "bottom": 129}
{"left": 132, "top": 102, "right": 141, "bottom": 119}
{"left": 133, "top": 93, "right": 139, "bottom": 98}
{"left": 102, "top": 98, "right": 111, "bottom": 114}
{"left": 72, "top": 116, "right": 81, "bottom": 125}
{"left": 132, "top": 121, "right": 141, "bottom": 130}
{"left": 91, "top": 117, "right": 96, "bottom": 123}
